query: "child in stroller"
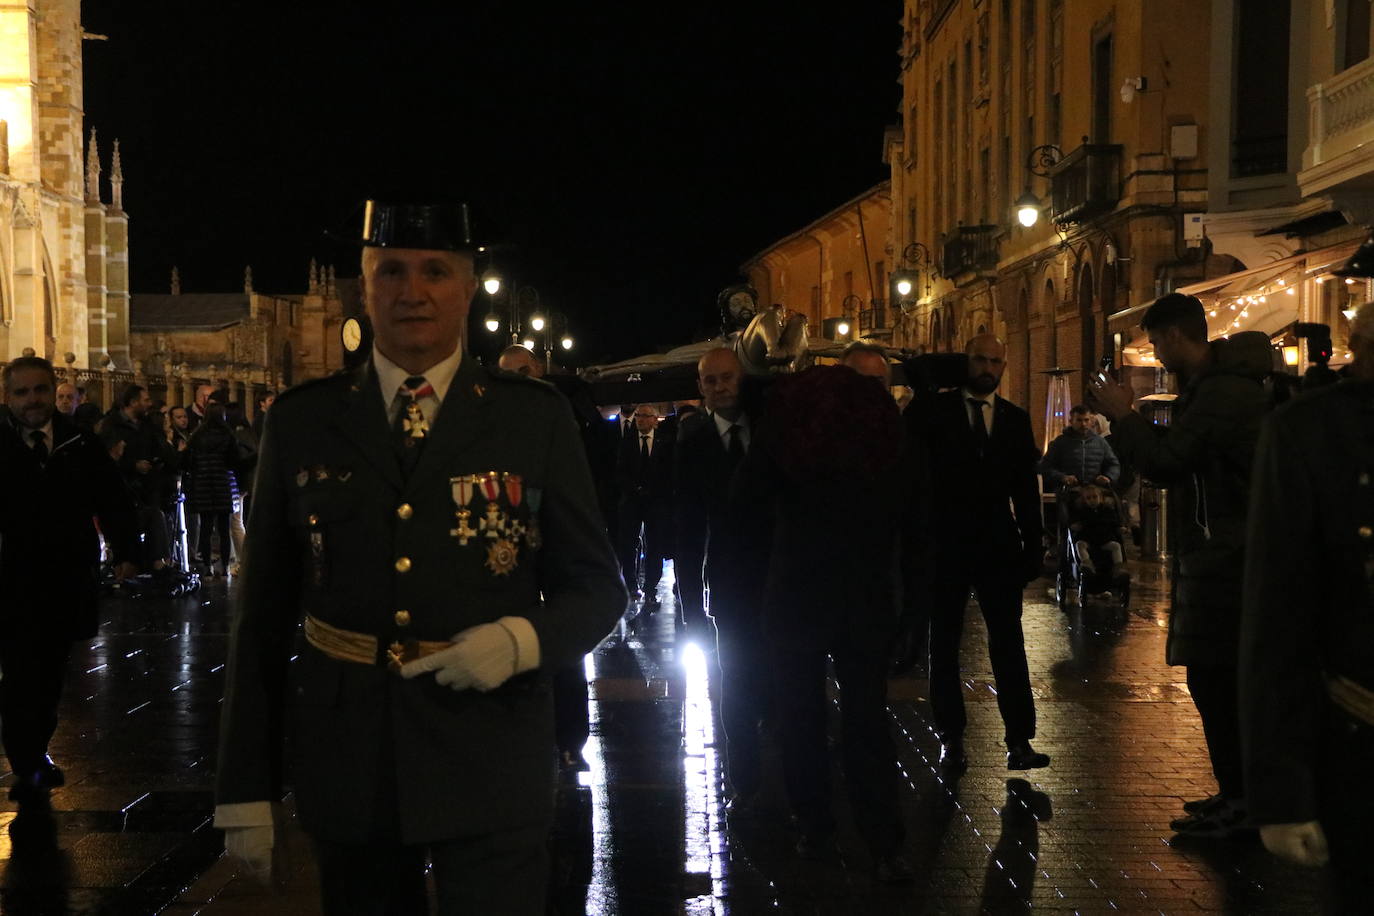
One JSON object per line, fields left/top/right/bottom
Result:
{"left": 1056, "top": 483, "right": 1130, "bottom": 607}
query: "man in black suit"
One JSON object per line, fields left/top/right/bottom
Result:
{"left": 0, "top": 357, "right": 139, "bottom": 804}
{"left": 675, "top": 347, "right": 771, "bottom": 810}
{"left": 908, "top": 334, "right": 1048, "bottom": 772}
{"left": 616, "top": 404, "right": 673, "bottom": 604}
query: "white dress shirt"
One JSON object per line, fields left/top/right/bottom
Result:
{"left": 373, "top": 346, "right": 463, "bottom": 425}
{"left": 961, "top": 387, "right": 996, "bottom": 437}
{"left": 710, "top": 411, "right": 750, "bottom": 453}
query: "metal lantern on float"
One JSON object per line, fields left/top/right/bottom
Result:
{"left": 1040, "top": 367, "right": 1078, "bottom": 455}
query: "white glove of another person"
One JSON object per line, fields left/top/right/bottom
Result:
{"left": 1259, "top": 821, "right": 1330, "bottom": 867}
{"left": 400, "top": 617, "right": 540, "bottom": 692}
{"left": 223, "top": 824, "right": 274, "bottom": 882}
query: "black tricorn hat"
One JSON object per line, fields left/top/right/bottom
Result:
{"left": 361, "top": 200, "right": 476, "bottom": 252}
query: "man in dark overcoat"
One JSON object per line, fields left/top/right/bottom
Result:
{"left": 0, "top": 357, "right": 139, "bottom": 802}
{"left": 1240, "top": 301, "right": 1374, "bottom": 910}
{"left": 675, "top": 346, "right": 772, "bottom": 810}
{"left": 213, "top": 202, "right": 624, "bottom": 914}
{"left": 1092, "top": 293, "right": 1270, "bottom": 838}
{"left": 908, "top": 334, "right": 1048, "bottom": 772}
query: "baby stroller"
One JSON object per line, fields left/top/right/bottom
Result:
{"left": 1054, "top": 484, "right": 1130, "bottom": 609}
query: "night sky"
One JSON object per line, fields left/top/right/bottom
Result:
{"left": 80, "top": 2, "right": 900, "bottom": 363}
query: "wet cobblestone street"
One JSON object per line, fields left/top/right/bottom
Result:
{"left": 0, "top": 557, "right": 1326, "bottom": 914}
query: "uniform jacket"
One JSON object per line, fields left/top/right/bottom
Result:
{"left": 1039, "top": 430, "right": 1121, "bottom": 488}
{"left": 0, "top": 414, "right": 139, "bottom": 639}
{"left": 674, "top": 409, "right": 770, "bottom": 616}
{"left": 1109, "top": 332, "right": 1269, "bottom": 667}
{"left": 1241, "top": 379, "right": 1374, "bottom": 825}
{"left": 906, "top": 389, "right": 1042, "bottom": 574}
{"left": 215, "top": 356, "right": 624, "bottom": 844}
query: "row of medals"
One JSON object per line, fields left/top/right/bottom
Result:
{"left": 451, "top": 471, "right": 541, "bottom": 577}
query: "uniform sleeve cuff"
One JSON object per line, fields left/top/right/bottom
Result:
{"left": 214, "top": 801, "right": 273, "bottom": 828}
{"left": 496, "top": 616, "right": 541, "bottom": 674}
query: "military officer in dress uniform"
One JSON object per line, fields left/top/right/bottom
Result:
{"left": 1241, "top": 301, "right": 1374, "bottom": 911}
{"left": 213, "top": 201, "right": 625, "bottom": 915}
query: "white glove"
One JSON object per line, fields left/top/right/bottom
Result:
{"left": 224, "top": 824, "right": 274, "bottom": 882}
{"left": 1259, "top": 821, "right": 1330, "bottom": 867}
{"left": 400, "top": 617, "right": 539, "bottom": 692}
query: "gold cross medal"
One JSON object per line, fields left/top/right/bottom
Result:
{"left": 403, "top": 401, "right": 429, "bottom": 440}
{"left": 449, "top": 475, "right": 477, "bottom": 545}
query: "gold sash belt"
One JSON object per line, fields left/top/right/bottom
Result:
{"left": 304, "top": 614, "right": 451, "bottom": 671}
{"left": 1326, "top": 674, "right": 1374, "bottom": 726}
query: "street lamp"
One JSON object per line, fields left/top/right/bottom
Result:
{"left": 482, "top": 271, "right": 502, "bottom": 296}
{"left": 529, "top": 314, "right": 546, "bottom": 332}
{"left": 1014, "top": 144, "right": 1064, "bottom": 229}
{"left": 560, "top": 334, "right": 574, "bottom": 351}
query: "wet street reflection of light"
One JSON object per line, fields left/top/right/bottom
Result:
{"left": 680, "top": 641, "right": 724, "bottom": 896}
{"left": 581, "top": 650, "right": 615, "bottom": 916}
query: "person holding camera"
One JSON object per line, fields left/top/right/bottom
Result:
{"left": 1090, "top": 293, "right": 1270, "bottom": 839}
{"left": 907, "top": 334, "right": 1049, "bottom": 773}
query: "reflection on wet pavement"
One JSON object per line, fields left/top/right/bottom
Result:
{"left": 0, "top": 556, "right": 1328, "bottom": 913}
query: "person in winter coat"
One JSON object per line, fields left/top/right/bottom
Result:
{"left": 1090, "top": 292, "right": 1270, "bottom": 839}
{"left": 1039, "top": 405, "right": 1121, "bottom": 490}
{"left": 186, "top": 403, "right": 241, "bottom": 576}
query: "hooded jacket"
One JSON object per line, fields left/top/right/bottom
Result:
{"left": 1109, "top": 331, "right": 1271, "bottom": 667}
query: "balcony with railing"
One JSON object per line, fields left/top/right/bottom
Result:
{"left": 940, "top": 225, "right": 1000, "bottom": 282}
{"left": 1300, "top": 56, "right": 1374, "bottom": 199}
{"left": 1048, "top": 143, "right": 1122, "bottom": 225}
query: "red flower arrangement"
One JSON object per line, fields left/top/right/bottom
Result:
{"left": 764, "top": 365, "right": 902, "bottom": 484}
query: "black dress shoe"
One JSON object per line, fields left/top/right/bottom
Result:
{"left": 1181, "top": 792, "right": 1224, "bottom": 815}
{"left": 33, "top": 756, "right": 64, "bottom": 789}
{"left": 1006, "top": 741, "right": 1050, "bottom": 770}
{"left": 938, "top": 741, "right": 967, "bottom": 771}
{"left": 558, "top": 749, "right": 590, "bottom": 772}
{"left": 725, "top": 791, "right": 758, "bottom": 817}
{"left": 874, "top": 852, "right": 915, "bottom": 884}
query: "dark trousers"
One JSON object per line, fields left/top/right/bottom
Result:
{"left": 772, "top": 628, "right": 904, "bottom": 855}
{"left": 313, "top": 824, "right": 549, "bottom": 915}
{"left": 0, "top": 636, "right": 71, "bottom": 778}
{"left": 929, "top": 568, "right": 1036, "bottom": 745}
{"left": 1186, "top": 664, "right": 1244, "bottom": 800}
{"left": 713, "top": 611, "right": 770, "bottom": 797}
{"left": 1318, "top": 706, "right": 1374, "bottom": 914}
{"left": 616, "top": 498, "right": 666, "bottom": 594}
{"left": 553, "top": 663, "right": 590, "bottom": 755}
{"left": 197, "top": 511, "right": 230, "bottom": 569}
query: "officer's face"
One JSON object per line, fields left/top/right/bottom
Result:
{"left": 5, "top": 367, "right": 56, "bottom": 431}
{"left": 362, "top": 247, "right": 477, "bottom": 370}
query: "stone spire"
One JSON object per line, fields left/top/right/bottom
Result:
{"left": 327, "top": 265, "right": 337, "bottom": 298}
{"left": 171, "top": 266, "right": 181, "bottom": 295}
{"left": 84, "top": 127, "right": 100, "bottom": 202}
{"left": 308, "top": 259, "right": 319, "bottom": 295}
{"left": 110, "top": 139, "right": 124, "bottom": 211}
{"left": 244, "top": 265, "right": 254, "bottom": 294}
